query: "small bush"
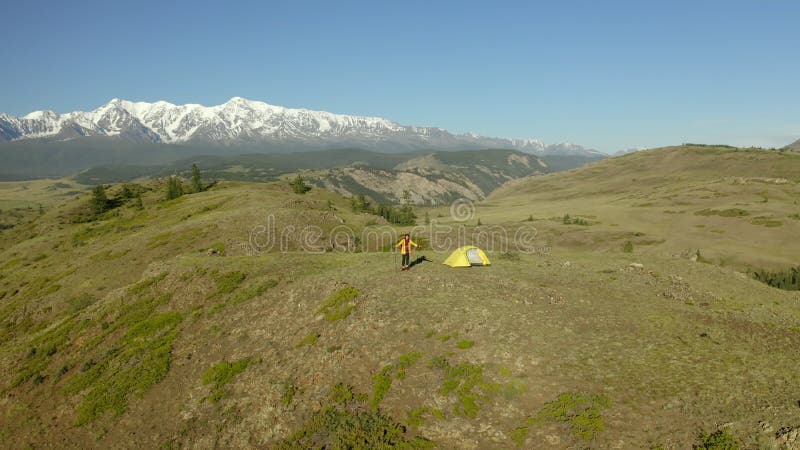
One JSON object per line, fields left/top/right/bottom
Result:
{"left": 563, "top": 214, "right": 589, "bottom": 225}
{"left": 370, "top": 365, "right": 395, "bottom": 409}
{"left": 622, "top": 241, "right": 634, "bottom": 253}
{"left": 282, "top": 382, "right": 298, "bottom": 407}
{"left": 214, "top": 271, "right": 246, "bottom": 296}
{"left": 290, "top": 175, "right": 311, "bottom": 194}
{"left": 165, "top": 176, "right": 184, "bottom": 200}
{"left": 90, "top": 185, "right": 110, "bottom": 215}
{"left": 202, "top": 358, "right": 253, "bottom": 403}
{"left": 753, "top": 266, "right": 800, "bottom": 291}
{"left": 276, "top": 404, "right": 435, "bottom": 449}
{"left": 191, "top": 164, "right": 204, "bottom": 193}
{"left": 524, "top": 392, "right": 611, "bottom": 442}
{"left": 318, "top": 287, "right": 360, "bottom": 322}
{"left": 295, "top": 333, "right": 320, "bottom": 348}
{"left": 694, "top": 429, "right": 739, "bottom": 449}
{"left": 456, "top": 340, "right": 475, "bottom": 349}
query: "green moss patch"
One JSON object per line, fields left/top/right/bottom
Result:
{"left": 67, "top": 311, "right": 183, "bottom": 425}
{"left": 202, "top": 358, "right": 253, "bottom": 403}
{"left": 319, "top": 286, "right": 360, "bottom": 322}
{"left": 296, "top": 332, "right": 320, "bottom": 348}
{"left": 277, "top": 383, "right": 434, "bottom": 450}
{"left": 282, "top": 382, "right": 298, "bottom": 407}
{"left": 369, "top": 352, "right": 425, "bottom": 409}
{"left": 512, "top": 392, "right": 611, "bottom": 445}
{"left": 456, "top": 340, "right": 475, "bottom": 350}
{"left": 213, "top": 271, "right": 246, "bottom": 296}
{"left": 12, "top": 317, "right": 78, "bottom": 388}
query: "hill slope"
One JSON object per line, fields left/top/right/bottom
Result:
{"left": 1, "top": 152, "right": 799, "bottom": 448}
{"left": 487, "top": 144, "right": 800, "bottom": 268}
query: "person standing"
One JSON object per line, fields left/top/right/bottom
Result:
{"left": 395, "top": 233, "right": 418, "bottom": 271}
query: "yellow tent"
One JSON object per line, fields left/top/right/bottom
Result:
{"left": 443, "top": 246, "right": 491, "bottom": 267}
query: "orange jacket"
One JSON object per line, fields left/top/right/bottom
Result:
{"left": 395, "top": 238, "right": 418, "bottom": 255}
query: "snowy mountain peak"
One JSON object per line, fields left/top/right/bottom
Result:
{"left": 0, "top": 98, "right": 603, "bottom": 156}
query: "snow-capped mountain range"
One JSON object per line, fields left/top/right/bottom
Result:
{"left": 0, "top": 98, "right": 602, "bottom": 156}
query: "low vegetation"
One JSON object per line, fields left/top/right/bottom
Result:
{"left": 753, "top": 266, "right": 800, "bottom": 291}
{"left": 67, "top": 308, "right": 184, "bottom": 425}
{"left": 694, "top": 429, "right": 740, "bottom": 449}
{"left": 694, "top": 208, "right": 749, "bottom": 217}
{"left": 350, "top": 193, "right": 417, "bottom": 225}
{"left": 277, "top": 382, "right": 434, "bottom": 449}
{"left": 166, "top": 176, "right": 184, "bottom": 200}
{"left": 318, "top": 286, "right": 360, "bottom": 322}
{"left": 289, "top": 174, "right": 311, "bottom": 194}
{"left": 511, "top": 392, "right": 611, "bottom": 446}
{"left": 562, "top": 213, "right": 590, "bottom": 225}
{"left": 202, "top": 358, "right": 254, "bottom": 403}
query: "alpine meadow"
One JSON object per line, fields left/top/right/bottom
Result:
{"left": 1, "top": 1, "right": 800, "bottom": 449}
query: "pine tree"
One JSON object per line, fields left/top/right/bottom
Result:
{"left": 166, "top": 176, "right": 184, "bottom": 200}
{"left": 191, "top": 163, "right": 203, "bottom": 193}
{"left": 290, "top": 175, "right": 310, "bottom": 194}
{"left": 90, "top": 185, "right": 109, "bottom": 215}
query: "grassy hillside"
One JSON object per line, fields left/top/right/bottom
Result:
{"left": 485, "top": 145, "right": 800, "bottom": 269}
{"left": 1, "top": 147, "right": 799, "bottom": 448}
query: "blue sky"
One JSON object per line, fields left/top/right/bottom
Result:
{"left": 1, "top": 0, "right": 798, "bottom": 153}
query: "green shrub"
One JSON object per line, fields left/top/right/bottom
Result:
{"left": 90, "top": 185, "right": 110, "bottom": 215}
{"left": 282, "top": 382, "right": 298, "bottom": 407}
{"left": 295, "top": 333, "right": 320, "bottom": 348}
{"left": 202, "top": 358, "right": 253, "bottom": 403}
{"left": 563, "top": 214, "right": 589, "bottom": 225}
{"left": 290, "top": 175, "right": 311, "bottom": 194}
{"left": 370, "top": 365, "right": 395, "bottom": 409}
{"left": 694, "top": 429, "right": 739, "bottom": 449}
{"left": 68, "top": 312, "right": 183, "bottom": 425}
{"left": 214, "top": 271, "right": 246, "bottom": 295}
{"left": 622, "top": 241, "right": 634, "bottom": 253}
{"left": 319, "top": 287, "right": 360, "bottom": 322}
{"left": 531, "top": 392, "right": 610, "bottom": 441}
{"left": 456, "top": 340, "right": 475, "bottom": 349}
{"left": 329, "top": 383, "right": 357, "bottom": 404}
{"left": 753, "top": 266, "right": 800, "bottom": 291}
{"left": 191, "top": 164, "right": 204, "bottom": 193}
{"left": 276, "top": 404, "right": 435, "bottom": 449}
{"left": 165, "top": 176, "right": 184, "bottom": 200}
{"left": 395, "top": 351, "right": 423, "bottom": 380}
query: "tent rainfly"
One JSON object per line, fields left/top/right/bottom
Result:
{"left": 443, "top": 246, "right": 491, "bottom": 268}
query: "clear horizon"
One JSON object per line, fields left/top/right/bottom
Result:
{"left": 1, "top": 0, "right": 798, "bottom": 153}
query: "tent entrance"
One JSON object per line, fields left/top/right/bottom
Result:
{"left": 466, "top": 248, "right": 484, "bottom": 266}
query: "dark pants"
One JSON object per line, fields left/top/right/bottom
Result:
{"left": 402, "top": 253, "right": 410, "bottom": 267}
